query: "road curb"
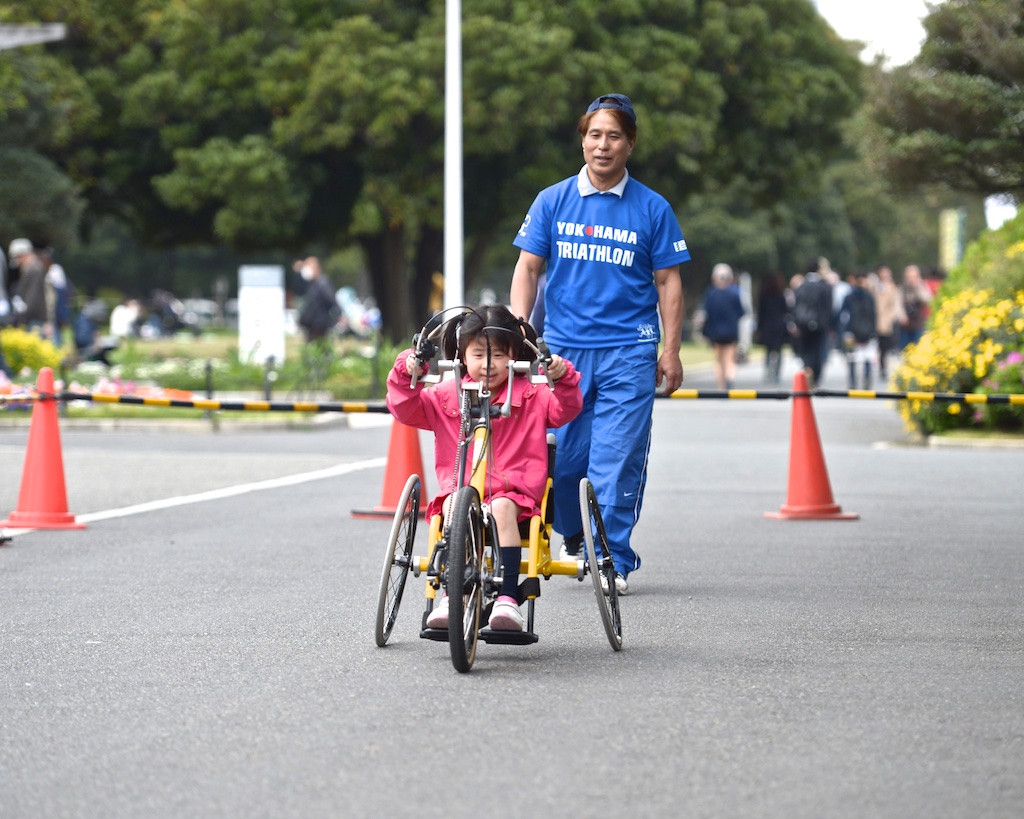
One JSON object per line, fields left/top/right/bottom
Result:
{"left": 0, "top": 412, "right": 361, "bottom": 434}
{"left": 927, "top": 434, "right": 1024, "bottom": 449}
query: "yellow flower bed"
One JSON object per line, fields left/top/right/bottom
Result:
{"left": 893, "top": 289, "right": 1024, "bottom": 433}
{"left": 0, "top": 328, "right": 65, "bottom": 376}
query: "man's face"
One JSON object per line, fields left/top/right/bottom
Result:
{"left": 582, "top": 110, "right": 633, "bottom": 188}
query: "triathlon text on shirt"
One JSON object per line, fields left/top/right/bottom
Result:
{"left": 556, "top": 221, "right": 638, "bottom": 267}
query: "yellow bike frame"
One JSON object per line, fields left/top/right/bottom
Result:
{"left": 414, "top": 362, "right": 584, "bottom": 608}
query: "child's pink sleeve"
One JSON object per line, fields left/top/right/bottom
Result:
{"left": 546, "top": 360, "right": 584, "bottom": 427}
{"left": 385, "top": 349, "right": 432, "bottom": 430}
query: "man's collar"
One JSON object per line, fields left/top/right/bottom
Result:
{"left": 577, "top": 166, "right": 629, "bottom": 198}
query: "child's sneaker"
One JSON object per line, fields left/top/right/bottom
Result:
{"left": 425, "top": 595, "right": 449, "bottom": 629}
{"left": 487, "top": 595, "right": 524, "bottom": 631}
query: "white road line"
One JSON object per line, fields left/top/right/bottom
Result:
{"left": 4, "top": 457, "right": 386, "bottom": 532}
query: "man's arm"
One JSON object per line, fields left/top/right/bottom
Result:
{"left": 510, "top": 250, "right": 545, "bottom": 322}
{"left": 654, "top": 265, "right": 684, "bottom": 394}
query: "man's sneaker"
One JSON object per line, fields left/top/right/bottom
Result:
{"left": 425, "top": 595, "right": 449, "bottom": 629}
{"left": 600, "top": 571, "right": 629, "bottom": 596}
{"left": 487, "top": 595, "right": 525, "bottom": 631}
{"left": 558, "top": 531, "right": 585, "bottom": 560}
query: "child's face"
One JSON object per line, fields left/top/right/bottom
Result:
{"left": 463, "top": 337, "right": 511, "bottom": 387}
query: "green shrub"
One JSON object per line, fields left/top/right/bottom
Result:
{"left": 942, "top": 210, "right": 1024, "bottom": 300}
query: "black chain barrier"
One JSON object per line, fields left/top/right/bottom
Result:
{"left": 657, "top": 388, "right": 1024, "bottom": 404}
{"left": 1, "top": 389, "right": 1022, "bottom": 409}
{"left": 0, "top": 391, "right": 392, "bottom": 413}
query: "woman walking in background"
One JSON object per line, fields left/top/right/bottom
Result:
{"left": 872, "top": 265, "right": 900, "bottom": 382}
{"left": 701, "top": 263, "right": 747, "bottom": 390}
{"left": 755, "top": 272, "right": 789, "bottom": 384}
{"left": 898, "top": 264, "right": 932, "bottom": 349}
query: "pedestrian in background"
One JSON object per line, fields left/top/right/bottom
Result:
{"left": 701, "top": 263, "right": 746, "bottom": 389}
{"left": 8, "top": 239, "right": 53, "bottom": 340}
{"left": 41, "top": 248, "right": 73, "bottom": 348}
{"left": 824, "top": 259, "right": 849, "bottom": 362}
{"left": 790, "top": 257, "right": 833, "bottom": 387}
{"left": 295, "top": 256, "right": 338, "bottom": 344}
{"left": 838, "top": 271, "right": 878, "bottom": 390}
{"left": 898, "top": 264, "right": 932, "bottom": 349}
{"left": 755, "top": 272, "right": 789, "bottom": 384}
{"left": 785, "top": 272, "right": 805, "bottom": 362}
{"left": 0, "top": 245, "right": 12, "bottom": 377}
{"left": 872, "top": 265, "right": 900, "bottom": 382}
{"left": 510, "top": 92, "right": 690, "bottom": 594}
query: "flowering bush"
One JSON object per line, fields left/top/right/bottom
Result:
{"left": 0, "top": 328, "right": 64, "bottom": 373}
{"left": 893, "top": 289, "right": 1024, "bottom": 433}
{"left": 977, "top": 350, "right": 1024, "bottom": 430}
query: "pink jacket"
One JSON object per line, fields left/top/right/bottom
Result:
{"left": 386, "top": 349, "right": 583, "bottom": 518}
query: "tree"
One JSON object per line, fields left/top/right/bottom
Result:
{"left": 461, "top": 0, "right": 864, "bottom": 313}
{"left": 0, "top": 28, "right": 86, "bottom": 246}
{"left": 0, "top": 146, "right": 84, "bottom": 248}
{"left": 865, "top": 0, "right": 1024, "bottom": 197}
{"left": 19, "top": 0, "right": 864, "bottom": 343}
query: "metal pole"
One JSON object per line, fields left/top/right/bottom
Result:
{"left": 443, "top": 0, "right": 464, "bottom": 311}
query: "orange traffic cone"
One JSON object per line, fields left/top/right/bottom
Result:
{"left": 1, "top": 367, "right": 85, "bottom": 530}
{"left": 764, "top": 371, "right": 858, "bottom": 521}
{"left": 351, "top": 419, "right": 426, "bottom": 519}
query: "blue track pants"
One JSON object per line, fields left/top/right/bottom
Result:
{"left": 549, "top": 344, "right": 656, "bottom": 577}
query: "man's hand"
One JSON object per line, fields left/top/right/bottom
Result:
{"left": 657, "top": 349, "right": 684, "bottom": 395}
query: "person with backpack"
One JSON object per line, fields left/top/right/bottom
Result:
{"left": 838, "top": 271, "right": 878, "bottom": 390}
{"left": 790, "top": 257, "right": 833, "bottom": 387}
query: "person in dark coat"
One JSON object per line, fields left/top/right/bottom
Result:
{"left": 296, "top": 257, "right": 338, "bottom": 343}
{"left": 755, "top": 272, "right": 789, "bottom": 384}
{"left": 701, "top": 263, "right": 747, "bottom": 389}
{"left": 790, "top": 257, "right": 834, "bottom": 387}
{"left": 838, "top": 271, "right": 878, "bottom": 390}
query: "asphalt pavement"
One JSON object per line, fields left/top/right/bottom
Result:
{"left": 1, "top": 349, "right": 1022, "bottom": 818}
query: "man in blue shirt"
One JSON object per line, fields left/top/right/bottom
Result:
{"left": 510, "top": 94, "right": 690, "bottom": 594}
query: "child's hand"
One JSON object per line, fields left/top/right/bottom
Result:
{"left": 545, "top": 355, "right": 568, "bottom": 381}
{"left": 404, "top": 353, "right": 421, "bottom": 375}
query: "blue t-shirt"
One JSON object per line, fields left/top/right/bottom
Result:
{"left": 513, "top": 169, "right": 690, "bottom": 348}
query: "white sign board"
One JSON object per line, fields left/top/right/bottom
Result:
{"left": 0, "top": 24, "right": 66, "bottom": 51}
{"left": 238, "top": 265, "right": 285, "bottom": 365}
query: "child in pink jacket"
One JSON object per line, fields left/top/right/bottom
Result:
{"left": 386, "top": 305, "right": 583, "bottom": 632}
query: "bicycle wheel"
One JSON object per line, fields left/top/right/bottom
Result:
{"left": 446, "top": 486, "right": 486, "bottom": 672}
{"left": 374, "top": 474, "right": 421, "bottom": 647}
{"left": 580, "top": 478, "right": 623, "bottom": 651}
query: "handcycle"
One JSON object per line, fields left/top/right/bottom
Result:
{"left": 373, "top": 309, "right": 623, "bottom": 672}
